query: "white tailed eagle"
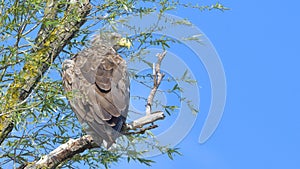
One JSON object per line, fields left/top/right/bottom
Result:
{"left": 62, "top": 33, "right": 131, "bottom": 148}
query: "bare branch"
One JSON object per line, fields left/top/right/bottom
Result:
{"left": 146, "top": 51, "right": 167, "bottom": 115}
{"left": 124, "top": 111, "right": 165, "bottom": 131}
{"left": 124, "top": 125, "right": 158, "bottom": 135}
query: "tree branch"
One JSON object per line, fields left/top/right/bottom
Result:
{"left": 124, "top": 124, "right": 158, "bottom": 135}
{"left": 0, "top": 0, "right": 92, "bottom": 145}
{"left": 124, "top": 111, "right": 165, "bottom": 131}
{"left": 146, "top": 51, "right": 166, "bottom": 115}
{"left": 21, "top": 51, "right": 168, "bottom": 168}
{"left": 22, "top": 135, "right": 95, "bottom": 169}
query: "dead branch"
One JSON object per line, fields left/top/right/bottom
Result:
{"left": 124, "top": 125, "right": 159, "bottom": 135}
{"left": 124, "top": 111, "right": 165, "bottom": 131}
{"left": 146, "top": 51, "right": 167, "bottom": 115}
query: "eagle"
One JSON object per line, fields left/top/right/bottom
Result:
{"left": 62, "top": 32, "right": 131, "bottom": 148}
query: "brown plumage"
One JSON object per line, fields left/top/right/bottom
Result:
{"left": 62, "top": 33, "right": 130, "bottom": 148}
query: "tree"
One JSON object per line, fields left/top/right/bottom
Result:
{"left": 0, "top": 0, "right": 227, "bottom": 168}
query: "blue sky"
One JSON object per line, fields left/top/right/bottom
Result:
{"left": 2, "top": 1, "right": 299, "bottom": 168}
{"left": 113, "top": 0, "right": 300, "bottom": 169}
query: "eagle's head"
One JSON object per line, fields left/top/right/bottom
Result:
{"left": 91, "top": 32, "right": 131, "bottom": 51}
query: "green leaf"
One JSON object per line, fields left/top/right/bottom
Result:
{"left": 142, "top": 59, "right": 153, "bottom": 68}
{"left": 136, "top": 158, "right": 155, "bottom": 166}
{"left": 166, "top": 148, "right": 182, "bottom": 160}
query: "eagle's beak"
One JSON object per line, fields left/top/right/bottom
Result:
{"left": 117, "top": 38, "right": 131, "bottom": 49}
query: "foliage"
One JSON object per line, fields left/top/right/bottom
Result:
{"left": 0, "top": 0, "right": 227, "bottom": 168}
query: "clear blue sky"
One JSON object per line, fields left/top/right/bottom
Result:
{"left": 113, "top": 0, "right": 300, "bottom": 169}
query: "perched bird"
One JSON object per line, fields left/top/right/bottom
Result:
{"left": 62, "top": 32, "right": 131, "bottom": 148}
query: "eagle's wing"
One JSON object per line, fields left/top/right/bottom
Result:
{"left": 62, "top": 47, "right": 129, "bottom": 148}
